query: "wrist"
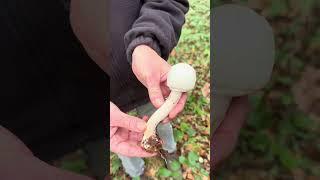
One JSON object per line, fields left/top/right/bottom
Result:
{"left": 126, "top": 36, "right": 161, "bottom": 64}
{"left": 132, "top": 45, "right": 152, "bottom": 63}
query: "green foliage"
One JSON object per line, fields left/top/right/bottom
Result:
{"left": 170, "top": 0, "right": 209, "bottom": 66}
{"left": 268, "top": 0, "right": 288, "bottom": 17}
{"left": 157, "top": 160, "right": 182, "bottom": 178}
{"left": 173, "top": 129, "right": 184, "bottom": 142}
{"left": 170, "top": 160, "right": 181, "bottom": 171}
{"left": 271, "top": 142, "right": 300, "bottom": 169}
{"left": 60, "top": 159, "right": 87, "bottom": 174}
{"left": 157, "top": 151, "right": 209, "bottom": 178}
{"left": 188, "top": 151, "right": 199, "bottom": 166}
{"left": 110, "top": 153, "right": 122, "bottom": 175}
{"left": 182, "top": 122, "right": 197, "bottom": 137}
{"left": 157, "top": 167, "right": 172, "bottom": 177}
{"left": 299, "top": 0, "right": 319, "bottom": 15}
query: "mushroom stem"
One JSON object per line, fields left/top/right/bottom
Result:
{"left": 142, "top": 90, "right": 182, "bottom": 144}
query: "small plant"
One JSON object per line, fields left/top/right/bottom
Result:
{"left": 157, "top": 151, "right": 209, "bottom": 179}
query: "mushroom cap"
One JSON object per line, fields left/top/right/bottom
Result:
{"left": 212, "top": 4, "right": 275, "bottom": 96}
{"left": 167, "top": 63, "right": 197, "bottom": 92}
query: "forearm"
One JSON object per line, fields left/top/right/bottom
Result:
{"left": 0, "top": 126, "right": 94, "bottom": 180}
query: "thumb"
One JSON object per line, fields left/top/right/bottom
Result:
{"left": 146, "top": 76, "right": 164, "bottom": 108}
{"left": 111, "top": 113, "right": 147, "bottom": 133}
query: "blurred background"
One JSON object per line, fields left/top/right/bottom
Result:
{"left": 214, "top": 0, "right": 320, "bottom": 179}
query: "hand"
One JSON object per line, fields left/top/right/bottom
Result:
{"left": 110, "top": 102, "right": 157, "bottom": 157}
{"left": 132, "top": 45, "right": 188, "bottom": 122}
{"left": 211, "top": 96, "right": 250, "bottom": 171}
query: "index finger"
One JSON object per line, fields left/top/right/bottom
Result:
{"left": 111, "top": 137, "right": 156, "bottom": 157}
{"left": 111, "top": 113, "right": 147, "bottom": 133}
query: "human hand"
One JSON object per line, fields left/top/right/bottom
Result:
{"left": 132, "top": 45, "right": 188, "bottom": 122}
{"left": 211, "top": 96, "right": 250, "bottom": 171}
{"left": 110, "top": 102, "right": 157, "bottom": 157}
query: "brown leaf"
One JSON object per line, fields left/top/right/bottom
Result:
{"left": 183, "top": 134, "right": 189, "bottom": 141}
{"left": 188, "top": 59, "right": 194, "bottom": 64}
{"left": 248, "top": 0, "right": 268, "bottom": 10}
{"left": 292, "top": 66, "right": 320, "bottom": 124}
{"left": 292, "top": 168, "right": 306, "bottom": 180}
{"left": 201, "top": 128, "right": 210, "bottom": 135}
{"left": 170, "top": 49, "right": 176, "bottom": 57}
{"left": 199, "top": 149, "right": 207, "bottom": 157}
{"left": 308, "top": 176, "right": 320, "bottom": 180}
{"left": 201, "top": 82, "right": 210, "bottom": 98}
{"left": 186, "top": 172, "right": 194, "bottom": 180}
{"left": 185, "top": 144, "right": 194, "bottom": 151}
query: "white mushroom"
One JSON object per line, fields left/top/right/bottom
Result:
{"left": 212, "top": 4, "right": 275, "bottom": 132}
{"left": 141, "top": 63, "right": 197, "bottom": 152}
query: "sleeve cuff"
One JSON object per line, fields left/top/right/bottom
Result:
{"left": 126, "top": 36, "right": 162, "bottom": 64}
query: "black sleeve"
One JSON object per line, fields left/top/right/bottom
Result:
{"left": 124, "top": 0, "right": 189, "bottom": 63}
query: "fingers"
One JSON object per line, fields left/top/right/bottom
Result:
{"left": 129, "top": 131, "right": 144, "bottom": 141}
{"left": 142, "top": 115, "right": 149, "bottom": 121}
{"left": 161, "top": 117, "right": 170, "bottom": 124}
{"left": 110, "top": 127, "right": 117, "bottom": 138}
{"left": 160, "top": 83, "right": 171, "bottom": 98}
{"left": 211, "top": 96, "right": 250, "bottom": 170}
{"left": 111, "top": 135, "right": 156, "bottom": 157}
{"left": 146, "top": 76, "right": 165, "bottom": 108}
{"left": 111, "top": 113, "right": 147, "bottom": 133}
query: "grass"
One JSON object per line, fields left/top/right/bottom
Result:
{"left": 213, "top": 0, "right": 320, "bottom": 179}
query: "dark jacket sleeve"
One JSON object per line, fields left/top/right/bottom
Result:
{"left": 124, "top": 0, "right": 189, "bottom": 63}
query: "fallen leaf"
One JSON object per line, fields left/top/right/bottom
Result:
{"left": 170, "top": 49, "right": 176, "bottom": 57}
{"left": 186, "top": 172, "right": 194, "bottom": 180}
{"left": 292, "top": 66, "right": 320, "bottom": 124}
{"left": 292, "top": 168, "right": 306, "bottom": 180}
{"left": 201, "top": 82, "right": 210, "bottom": 98}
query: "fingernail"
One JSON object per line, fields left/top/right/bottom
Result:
{"left": 137, "top": 121, "right": 146, "bottom": 131}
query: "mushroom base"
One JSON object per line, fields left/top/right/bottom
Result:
{"left": 141, "top": 134, "right": 162, "bottom": 153}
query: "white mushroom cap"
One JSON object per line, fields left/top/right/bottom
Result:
{"left": 212, "top": 4, "right": 275, "bottom": 96}
{"left": 167, "top": 63, "right": 197, "bottom": 92}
